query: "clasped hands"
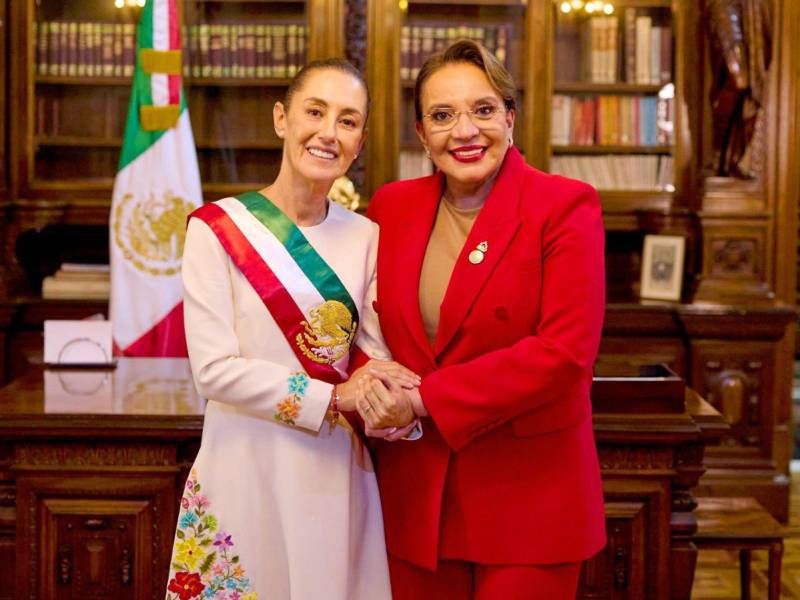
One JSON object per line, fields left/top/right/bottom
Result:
{"left": 337, "top": 360, "right": 427, "bottom": 441}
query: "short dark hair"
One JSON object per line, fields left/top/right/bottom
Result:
{"left": 284, "top": 58, "right": 371, "bottom": 121}
{"left": 414, "top": 39, "right": 516, "bottom": 122}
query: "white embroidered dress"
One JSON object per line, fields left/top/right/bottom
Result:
{"left": 165, "top": 197, "right": 391, "bottom": 600}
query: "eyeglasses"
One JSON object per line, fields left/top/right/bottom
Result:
{"left": 422, "top": 104, "right": 505, "bottom": 132}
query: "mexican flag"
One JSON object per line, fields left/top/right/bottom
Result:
{"left": 110, "top": 0, "right": 201, "bottom": 356}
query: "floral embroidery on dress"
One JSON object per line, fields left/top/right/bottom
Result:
{"left": 275, "top": 371, "right": 309, "bottom": 426}
{"left": 166, "top": 470, "right": 256, "bottom": 600}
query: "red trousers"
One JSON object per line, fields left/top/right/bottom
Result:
{"left": 389, "top": 555, "right": 582, "bottom": 600}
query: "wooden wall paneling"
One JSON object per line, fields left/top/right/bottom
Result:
{"left": 0, "top": 443, "right": 15, "bottom": 600}
{"left": 674, "top": 0, "right": 703, "bottom": 207}
{"left": 682, "top": 305, "right": 796, "bottom": 521}
{"left": 364, "top": 0, "right": 400, "bottom": 197}
{"left": 15, "top": 473, "right": 176, "bottom": 600}
{"left": 307, "top": 0, "right": 345, "bottom": 60}
{"left": 40, "top": 498, "right": 152, "bottom": 600}
{"left": 522, "top": 0, "right": 549, "bottom": 171}
{"left": 691, "top": 339, "right": 776, "bottom": 456}
{"left": 770, "top": 0, "right": 800, "bottom": 492}
{"left": 0, "top": 0, "right": 7, "bottom": 201}
{"left": 578, "top": 500, "right": 649, "bottom": 598}
{"left": 693, "top": 216, "right": 774, "bottom": 303}
{"left": 8, "top": 0, "right": 31, "bottom": 200}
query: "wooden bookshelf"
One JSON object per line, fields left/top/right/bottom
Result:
{"left": 552, "top": 144, "right": 672, "bottom": 155}
{"left": 553, "top": 82, "right": 664, "bottom": 94}
{"left": 11, "top": 0, "right": 344, "bottom": 210}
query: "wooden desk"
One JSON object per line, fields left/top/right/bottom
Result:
{"left": 0, "top": 359, "right": 726, "bottom": 600}
{"left": 0, "top": 359, "right": 204, "bottom": 600}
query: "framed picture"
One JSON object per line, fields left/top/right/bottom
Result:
{"left": 640, "top": 235, "right": 686, "bottom": 301}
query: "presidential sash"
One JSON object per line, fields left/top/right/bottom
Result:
{"left": 190, "top": 193, "right": 359, "bottom": 384}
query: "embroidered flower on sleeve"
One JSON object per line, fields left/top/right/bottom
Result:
{"left": 166, "top": 470, "right": 256, "bottom": 599}
{"left": 275, "top": 372, "right": 309, "bottom": 426}
{"left": 287, "top": 372, "right": 309, "bottom": 395}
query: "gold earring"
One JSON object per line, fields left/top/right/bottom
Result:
{"left": 425, "top": 148, "right": 431, "bottom": 159}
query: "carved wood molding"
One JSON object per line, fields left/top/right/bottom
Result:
{"left": 15, "top": 443, "right": 174, "bottom": 468}
{"left": 598, "top": 447, "right": 675, "bottom": 471}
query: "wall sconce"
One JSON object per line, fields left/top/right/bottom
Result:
{"left": 559, "top": 1, "right": 615, "bottom": 15}
{"left": 115, "top": 0, "right": 146, "bottom": 8}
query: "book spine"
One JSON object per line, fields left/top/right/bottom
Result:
{"left": 660, "top": 26, "right": 672, "bottom": 83}
{"left": 420, "top": 26, "right": 434, "bottom": 69}
{"left": 48, "top": 22, "right": 60, "bottom": 76}
{"left": 210, "top": 25, "right": 221, "bottom": 78}
{"left": 123, "top": 23, "right": 135, "bottom": 78}
{"left": 199, "top": 24, "right": 210, "bottom": 78}
{"left": 66, "top": 22, "right": 78, "bottom": 77}
{"left": 38, "top": 21, "right": 49, "bottom": 76}
{"left": 255, "top": 25, "right": 266, "bottom": 78}
{"left": 410, "top": 26, "right": 421, "bottom": 80}
{"left": 114, "top": 23, "right": 124, "bottom": 77}
{"left": 244, "top": 24, "right": 255, "bottom": 78}
{"left": 400, "top": 25, "right": 410, "bottom": 81}
{"left": 273, "top": 24, "right": 287, "bottom": 79}
{"left": 77, "top": 23, "right": 88, "bottom": 77}
{"left": 496, "top": 24, "right": 508, "bottom": 68}
{"left": 650, "top": 26, "right": 661, "bottom": 86}
{"left": 287, "top": 23, "right": 298, "bottom": 78}
{"left": 298, "top": 24, "right": 307, "bottom": 68}
{"left": 219, "top": 25, "right": 230, "bottom": 78}
{"left": 102, "top": 23, "right": 114, "bottom": 77}
{"left": 265, "top": 24, "right": 274, "bottom": 78}
{"left": 635, "top": 16, "right": 651, "bottom": 85}
{"left": 624, "top": 8, "right": 636, "bottom": 83}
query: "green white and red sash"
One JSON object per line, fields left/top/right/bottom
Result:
{"left": 190, "top": 193, "right": 359, "bottom": 384}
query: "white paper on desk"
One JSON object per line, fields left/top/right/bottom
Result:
{"left": 43, "top": 320, "right": 113, "bottom": 365}
{"left": 44, "top": 369, "right": 113, "bottom": 413}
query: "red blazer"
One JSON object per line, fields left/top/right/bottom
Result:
{"left": 366, "top": 147, "right": 607, "bottom": 570}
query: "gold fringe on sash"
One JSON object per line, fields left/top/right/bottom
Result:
{"left": 140, "top": 49, "right": 183, "bottom": 75}
{"left": 140, "top": 105, "right": 180, "bottom": 131}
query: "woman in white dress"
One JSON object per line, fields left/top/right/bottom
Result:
{"left": 165, "top": 59, "right": 418, "bottom": 600}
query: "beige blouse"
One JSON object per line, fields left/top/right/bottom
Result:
{"left": 419, "top": 198, "right": 482, "bottom": 345}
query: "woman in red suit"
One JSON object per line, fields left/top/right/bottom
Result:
{"left": 361, "top": 39, "right": 607, "bottom": 598}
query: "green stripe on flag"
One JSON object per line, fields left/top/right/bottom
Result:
{"left": 118, "top": 0, "right": 187, "bottom": 171}
{"left": 235, "top": 192, "right": 359, "bottom": 320}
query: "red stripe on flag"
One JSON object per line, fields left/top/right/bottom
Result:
{"left": 168, "top": 0, "right": 181, "bottom": 105}
{"left": 191, "top": 203, "right": 344, "bottom": 384}
{"left": 120, "top": 302, "right": 188, "bottom": 357}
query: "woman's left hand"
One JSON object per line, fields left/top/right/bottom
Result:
{"left": 357, "top": 373, "right": 416, "bottom": 429}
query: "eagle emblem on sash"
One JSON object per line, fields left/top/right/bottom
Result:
{"left": 296, "top": 300, "right": 357, "bottom": 364}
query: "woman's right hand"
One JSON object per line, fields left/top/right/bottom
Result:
{"left": 337, "top": 360, "right": 420, "bottom": 412}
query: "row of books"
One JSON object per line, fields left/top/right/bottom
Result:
{"left": 566, "top": 12, "right": 671, "bottom": 85}
{"left": 551, "top": 94, "right": 673, "bottom": 147}
{"left": 35, "top": 22, "right": 136, "bottom": 78}
{"left": 34, "top": 21, "right": 308, "bottom": 80}
{"left": 401, "top": 24, "right": 510, "bottom": 82}
{"left": 42, "top": 263, "right": 110, "bottom": 300}
{"left": 550, "top": 155, "right": 674, "bottom": 191}
{"left": 185, "top": 23, "right": 307, "bottom": 79}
